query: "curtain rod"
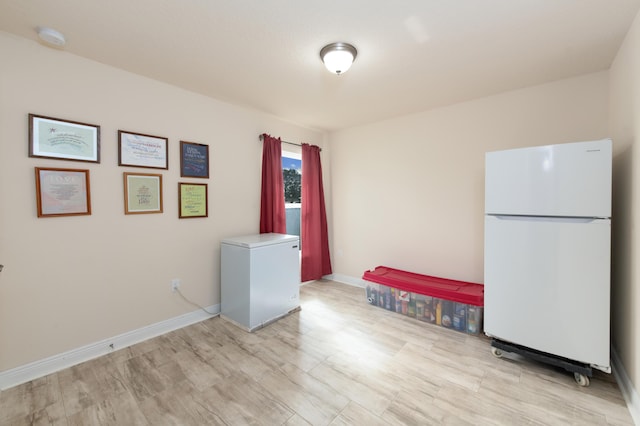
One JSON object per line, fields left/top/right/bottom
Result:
{"left": 258, "top": 134, "right": 321, "bottom": 151}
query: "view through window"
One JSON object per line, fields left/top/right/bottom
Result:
{"left": 282, "top": 153, "right": 301, "bottom": 242}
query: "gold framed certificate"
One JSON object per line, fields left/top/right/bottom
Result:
{"left": 35, "top": 167, "right": 91, "bottom": 217}
{"left": 178, "top": 182, "right": 208, "bottom": 218}
{"left": 124, "top": 172, "right": 163, "bottom": 214}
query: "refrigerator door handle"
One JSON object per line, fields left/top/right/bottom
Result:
{"left": 488, "top": 215, "right": 609, "bottom": 224}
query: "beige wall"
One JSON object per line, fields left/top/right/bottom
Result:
{"left": 609, "top": 9, "right": 640, "bottom": 395}
{"left": 0, "top": 32, "right": 325, "bottom": 372}
{"left": 1, "top": 15, "right": 637, "bottom": 400}
{"left": 329, "top": 72, "right": 609, "bottom": 284}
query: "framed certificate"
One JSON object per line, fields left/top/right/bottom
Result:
{"left": 178, "top": 182, "right": 208, "bottom": 218}
{"left": 29, "top": 114, "right": 100, "bottom": 163}
{"left": 124, "top": 172, "right": 163, "bottom": 214}
{"left": 180, "top": 141, "right": 209, "bottom": 178}
{"left": 118, "top": 130, "right": 168, "bottom": 169}
{"left": 35, "top": 167, "right": 91, "bottom": 217}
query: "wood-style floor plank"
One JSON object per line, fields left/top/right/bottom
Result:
{"left": 0, "top": 280, "right": 634, "bottom": 425}
{"left": 258, "top": 363, "right": 349, "bottom": 425}
{"left": 0, "top": 375, "right": 64, "bottom": 425}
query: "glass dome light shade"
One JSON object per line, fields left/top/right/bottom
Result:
{"left": 320, "top": 43, "right": 357, "bottom": 75}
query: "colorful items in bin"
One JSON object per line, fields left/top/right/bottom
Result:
{"left": 363, "top": 266, "right": 484, "bottom": 335}
{"left": 414, "top": 294, "right": 435, "bottom": 323}
{"left": 467, "top": 306, "right": 481, "bottom": 334}
{"left": 366, "top": 283, "right": 416, "bottom": 317}
{"left": 453, "top": 302, "right": 467, "bottom": 332}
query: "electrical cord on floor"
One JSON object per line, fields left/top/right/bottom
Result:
{"left": 175, "top": 287, "right": 219, "bottom": 316}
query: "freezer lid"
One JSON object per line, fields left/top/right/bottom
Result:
{"left": 485, "top": 139, "right": 612, "bottom": 218}
{"left": 221, "top": 233, "right": 299, "bottom": 248}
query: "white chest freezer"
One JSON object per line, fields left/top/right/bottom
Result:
{"left": 221, "top": 233, "right": 300, "bottom": 331}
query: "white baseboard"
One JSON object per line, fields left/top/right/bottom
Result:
{"left": 0, "top": 304, "right": 219, "bottom": 390}
{"left": 324, "top": 273, "right": 367, "bottom": 288}
{"left": 612, "top": 346, "right": 640, "bottom": 425}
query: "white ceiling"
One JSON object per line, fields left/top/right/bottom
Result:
{"left": 1, "top": 1, "right": 639, "bottom": 132}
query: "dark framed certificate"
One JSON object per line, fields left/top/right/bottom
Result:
{"left": 119, "top": 131, "right": 168, "bottom": 170}
{"left": 29, "top": 114, "right": 100, "bottom": 163}
{"left": 180, "top": 141, "right": 209, "bottom": 178}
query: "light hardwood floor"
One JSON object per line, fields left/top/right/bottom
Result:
{"left": 0, "top": 280, "right": 634, "bottom": 425}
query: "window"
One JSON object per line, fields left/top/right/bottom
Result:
{"left": 282, "top": 152, "right": 301, "bottom": 241}
{"left": 282, "top": 153, "right": 301, "bottom": 203}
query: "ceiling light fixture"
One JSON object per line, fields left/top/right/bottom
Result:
{"left": 320, "top": 42, "right": 357, "bottom": 75}
{"left": 37, "top": 27, "right": 66, "bottom": 47}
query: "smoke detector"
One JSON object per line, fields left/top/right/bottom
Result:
{"left": 37, "top": 27, "right": 66, "bottom": 47}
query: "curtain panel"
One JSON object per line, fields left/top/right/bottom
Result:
{"left": 301, "top": 143, "right": 332, "bottom": 281}
{"left": 259, "top": 134, "right": 286, "bottom": 234}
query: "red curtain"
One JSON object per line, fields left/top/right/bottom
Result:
{"left": 301, "top": 143, "right": 332, "bottom": 281}
{"left": 259, "top": 134, "right": 286, "bottom": 234}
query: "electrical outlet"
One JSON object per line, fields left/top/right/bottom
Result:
{"left": 171, "top": 279, "right": 181, "bottom": 292}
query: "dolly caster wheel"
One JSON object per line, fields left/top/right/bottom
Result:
{"left": 491, "top": 347, "right": 503, "bottom": 358}
{"left": 574, "top": 372, "right": 590, "bottom": 387}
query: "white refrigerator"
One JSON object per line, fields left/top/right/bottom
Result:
{"left": 484, "top": 139, "right": 612, "bottom": 378}
{"left": 221, "top": 233, "right": 300, "bottom": 332}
